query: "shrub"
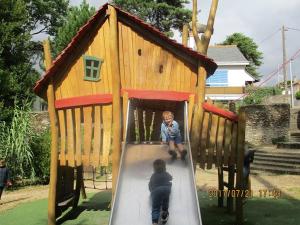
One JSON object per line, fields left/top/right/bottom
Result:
{"left": 242, "top": 86, "right": 281, "bottom": 105}
{"left": 30, "top": 128, "right": 51, "bottom": 184}
{"left": 295, "top": 91, "right": 300, "bottom": 100}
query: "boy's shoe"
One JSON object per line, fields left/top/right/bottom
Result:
{"left": 168, "top": 150, "right": 177, "bottom": 159}
{"left": 180, "top": 149, "right": 187, "bottom": 160}
{"left": 161, "top": 211, "right": 169, "bottom": 224}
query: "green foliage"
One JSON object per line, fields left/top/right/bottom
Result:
{"left": 30, "top": 128, "right": 50, "bottom": 184}
{"left": 0, "top": 0, "right": 69, "bottom": 123}
{"left": 0, "top": 101, "right": 35, "bottom": 180}
{"left": 242, "top": 86, "right": 281, "bottom": 105}
{"left": 113, "top": 0, "right": 192, "bottom": 37}
{"left": 295, "top": 91, "right": 300, "bottom": 100}
{"left": 221, "top": 33, "right": 263, "bottom": 79}
{"left": 52, "top": 0, "right": 96, "bottom": 57}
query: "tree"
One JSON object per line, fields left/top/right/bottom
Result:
{"left": 112, "top": 0, "right": 192, "bottom": 37}
{"left": 221, "top": 33, "right": 263, "bottom": 79}
{"left": 191, "top": 0, "right": 219, "bottom": 54}
{"left": 0, "top": 0, "right": 68, "bottom": 123}
{"left": 52, "top": 0, "right": 96, "bottom": 57}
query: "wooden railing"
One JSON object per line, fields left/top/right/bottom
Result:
{"left": 55, "top": 104, "right": 112, "bottom": 168}
{"left": 198, "top": 102, "right": 246, "bottom": 225}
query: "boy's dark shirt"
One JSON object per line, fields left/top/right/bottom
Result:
{"left": 0, "top": 166, "right": 9, "bottom": 187}
{"left": 149, "top": 171, "right": 172, "bottom": 192}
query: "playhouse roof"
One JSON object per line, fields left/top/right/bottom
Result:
{"left": 34, "top": 3, "right": 217, "bottom": 97}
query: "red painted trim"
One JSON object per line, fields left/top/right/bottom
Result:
{"left": 122, "top": 89, "right": 192, "bottom": 101}
{"left": 55, "top": 94, "right": 112, "bottom": 109}
{"left": 202, "top": 102, "right": 238, "bottom": 122}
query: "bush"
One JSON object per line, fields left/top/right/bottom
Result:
{"left": 242, "top": 86, "right": 281, "bottom": 105}
{"left": 30, "top": 128, "right": 51, "bottom": 184}
{"left": 295, "top": 91, "right": 300, "bottom": 100}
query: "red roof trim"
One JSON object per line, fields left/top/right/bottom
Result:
{"left": 122, "top": 89, "right": 192, "bottom": 101}
{"left": 202, "top": 102, "right": 238, "bottom": 122}
{"left": 55, "top": 94, "right": 112, "bottom": 109}
{"left": 34, "top": 3, "right": 217, "bottom": 97}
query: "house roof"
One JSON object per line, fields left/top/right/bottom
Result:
{"left": 34, "top": 3, "right": 217, "bottom": 97}
{"left": 207, "top": 45, "right": 249, "bottom": 66}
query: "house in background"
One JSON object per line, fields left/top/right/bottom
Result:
{"left": 205, "top": 45, "right": 257, "bottom": 101}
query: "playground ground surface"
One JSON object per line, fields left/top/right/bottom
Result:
{"left": 0, "top": 168, "right": 299, "bottom": 225}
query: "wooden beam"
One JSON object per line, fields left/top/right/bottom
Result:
{"left": 182, "top": 24, "right": 189, "bottom": 47}
{"left": 188, "top": 94, "right": 195, "bottom": 132}
{"left": 236, "top": 107, "right": 246, "bottom": 225}
{"left": 44, "top": 39, "right": 59, "bottom": 225}
{"left": 190, "top": 63, "right": 207, "bottom": 165}
{"left": 122, "top": 91, "right": 129, "bottom": 141}
{"left": 55, "top": 94, "right": 113, "bottom": 109}
{"left": 109, "top": 5, "right": 122, "bottom": 196}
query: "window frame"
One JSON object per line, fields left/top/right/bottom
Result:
{"left": 83, "top": 55, "right": 103, "bottom": 81}
{"left": 206, "top": 69, "right": 229, "bottom": 87}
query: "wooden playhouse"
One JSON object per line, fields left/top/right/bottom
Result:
{"left": 34, "top": 3, "right": 246, "bottom": 225}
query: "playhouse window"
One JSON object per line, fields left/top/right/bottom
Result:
{"left": 83, "top": 56, "right": 103, "bottom": 81}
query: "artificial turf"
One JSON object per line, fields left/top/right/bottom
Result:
{"left": 0, "top": 190, "right": 299, "bottom": 225}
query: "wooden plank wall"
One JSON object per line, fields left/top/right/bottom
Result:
{"left": 118, "top": 22, "right": 197, "bottom": 93}
{"left": 53, "top": 19, "right": 198, "bottom": 101}
{"left": 54, "top": 19, "right": 112, "bottom": 100}
{"left": 57, "top": 104, "right": 112, "bottom": 168}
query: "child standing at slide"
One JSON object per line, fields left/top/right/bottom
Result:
{"left": 149, "top": 159, "right": 172, "bottom": 225}
{"left": 161, "top": 111, "right": 187, "bottom": 160}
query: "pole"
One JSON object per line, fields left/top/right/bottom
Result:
{"left": 277, "top": 65, "right": 280, "bottom": 88}
{"left": 282, "top": 25, "right": 288, "bottom": 94}
{"left": 109, "top": 5, "right": 122, "bottom": 197}
{"left": 290, "top": 60, "right": 294, "bottom": 108}
{"left": 43, "top": 39, "right": 59, "bottom": 225}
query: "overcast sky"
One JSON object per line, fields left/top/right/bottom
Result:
{"left": 70, "top": 0, "right": 300, "bottom": 86}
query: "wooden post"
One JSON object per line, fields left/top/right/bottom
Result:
{"left": 227, "top": 165, "right": 235, "bottom": 213}
{"left": 218, "top": 167, "right": 224, "bottom": 207}
{"left": 109, "top": 5, "right": 122, "bottom": 197}
{"left": 44, "top": 39, "right": 59, "bottom": 225}
{"left": 191, "top": 63, "right": 207, "bottom": 166}
{"left": 122, "top": 91, "right": 129, "bottom": 141}
{"left": 188, "top": 94, "right": 195, "bottom": 132}
{"left": 182, "top": 24, "right": 189, "bottom": 47}
{"left": 236, "top": 108, "right": 246, "bottom": 225}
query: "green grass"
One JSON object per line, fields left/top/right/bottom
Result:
{"left": 0, "top": 191, "right": 111, "bottom": 225}
{"left": 199, "top": 191, "right": 300, "bottom": 225}
{"left": 1, "top": 190, "right": 299, "bottom": 225}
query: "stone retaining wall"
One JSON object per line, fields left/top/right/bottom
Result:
{"left": 243, "top": 104, "right": 290, "bottom": 145}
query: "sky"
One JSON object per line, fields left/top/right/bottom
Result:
{"left": 70, "top": 0, "right": 300, "bottom": 86}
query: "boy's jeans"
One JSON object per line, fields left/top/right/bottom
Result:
{"left": 151, "top": 186, "right": 171, "bottom": 223}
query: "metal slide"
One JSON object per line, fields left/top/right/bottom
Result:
{"left": 109, "top": 101, "right": 202, "bottom": 225}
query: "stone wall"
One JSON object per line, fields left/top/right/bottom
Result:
{"left": 243, "top": 104, "right": 290, "bottom": 145}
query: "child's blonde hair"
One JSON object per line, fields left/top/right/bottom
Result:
{"left": 162, "top": 111, "right": 174, "bottom": 120}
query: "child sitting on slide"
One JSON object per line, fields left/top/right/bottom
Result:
{"left": 161, "top": 111, "right": 187, "bottom": 160}
{"left": 149, "top": 159, "right": 172, "bottom": 225}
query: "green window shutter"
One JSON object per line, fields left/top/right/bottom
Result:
{"left": 83, "top": 55, "right": 103, "bottom": 81}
